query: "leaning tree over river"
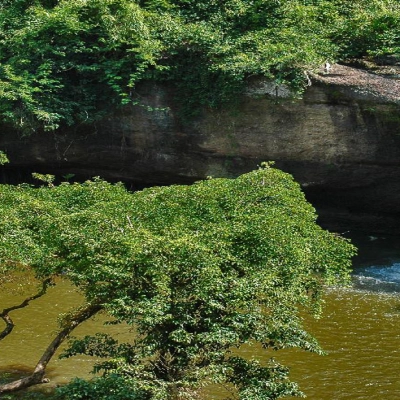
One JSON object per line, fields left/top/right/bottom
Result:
{"left": 0, "top": 162, "right": 355, "bottom": 399}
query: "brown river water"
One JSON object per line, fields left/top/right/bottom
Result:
{"left": 2, "top": 235, "right": 400, "bottom": 399}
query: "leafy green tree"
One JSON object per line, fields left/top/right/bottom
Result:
{"left": 0, "top": 0, "right": 163, "bottom": 131}
{"left": 0, "top": 164, "right": 355, "bottom": 399}
{"left": 327, "top": 0, "right": 400, "bottom": 59}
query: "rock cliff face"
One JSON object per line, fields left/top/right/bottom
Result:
{"left": 0, "top": 64, "right": 399, "bottom": 233}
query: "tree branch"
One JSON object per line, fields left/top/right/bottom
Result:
{"left": 0, "top": 278, "right": 53, "bottom": 341}
{"left": 0, "top": 302, "right": 103, "bottom": 394}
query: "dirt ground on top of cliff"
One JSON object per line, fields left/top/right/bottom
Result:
{"left": 311, "top": 58, "right": 400, "bottom": 104}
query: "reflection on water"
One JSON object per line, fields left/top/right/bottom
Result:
{"left": 350, "top": 233, "right": 400, "bottom": 271}
{"left": 2, "top": 233, "right": 400, "bottom": 399}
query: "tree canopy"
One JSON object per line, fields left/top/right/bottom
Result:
{"left": 0, "top": 164, "right": 356, "bottom": 399}
{"left": 0, "top": 0, "right": 398, "bottom": 131}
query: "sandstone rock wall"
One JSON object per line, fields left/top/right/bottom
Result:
{"left": 1, "top": 68, "right": 399, "bottom": 233}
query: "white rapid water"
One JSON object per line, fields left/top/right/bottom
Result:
{"left": 347, "top": 234, "right": 400, "bottom": 292}
{"left": 354, "top": 263, "right": 400, "bottom": 292}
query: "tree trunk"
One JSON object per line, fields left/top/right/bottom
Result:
{"left": 0, "top": 303, "right": 102, "bottom": 394}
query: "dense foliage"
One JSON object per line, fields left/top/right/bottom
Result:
{"left": 0, "top": 0, "right": 398, "bottom": 131}
{"left": 0, "top": 164, "right": 356, "bottom": 399}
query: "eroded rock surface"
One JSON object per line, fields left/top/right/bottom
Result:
{"left": 1, "top": 64, "right": 399, "bottom": 233}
